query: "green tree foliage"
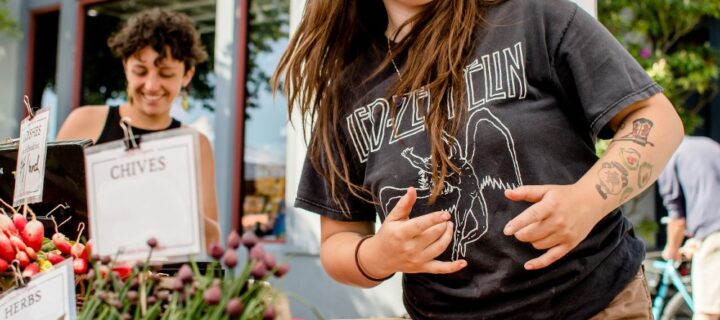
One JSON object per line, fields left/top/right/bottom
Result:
{"left": 599, "top": 0, "right": 720, "bottom": 134}
{"left": 0, "top": 0, "right": 20, "bottom": 37}
{"left": 245, "top": 0, "right": 289, "bottom": 115}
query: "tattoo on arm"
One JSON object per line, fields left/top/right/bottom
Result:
{"left": 619, "top": 147, "right": 641, "bottom": 170}
{"left": 613, "top": 118, "right": 655, "bottom": 147}
{"left": 638, "top": 162, "right": 654, "bottom": 188}
{"left": 596, "top": 161, "right": 629, "bottom": 199}
{"left": 620, "top": 187, "right": 633, "bottom": 204}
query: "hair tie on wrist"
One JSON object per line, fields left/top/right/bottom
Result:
{"left": 355, "top": 235, "right": 395, "bottom": 282}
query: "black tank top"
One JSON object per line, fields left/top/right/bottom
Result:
{"left": 96, "top": 105, "right": 182, "bottom": 145}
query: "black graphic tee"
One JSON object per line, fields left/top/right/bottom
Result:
{"left": 295, "top": 0, "right": 657, "bottom": 318}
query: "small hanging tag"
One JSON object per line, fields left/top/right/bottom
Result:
{"left": 13, "top": 97, "right": 51, "bottom": 207}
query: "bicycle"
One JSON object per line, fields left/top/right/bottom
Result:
{"left": 644, "top": 253, "right": 694, "bottom": 320}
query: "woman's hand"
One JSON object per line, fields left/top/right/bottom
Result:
{"left": 503, "top": 183, "right": 605, "bottom": 271}
{"left": 360, "top": 187, "right": 467, "bottom": 278}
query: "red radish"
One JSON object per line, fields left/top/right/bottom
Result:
{"left": 50, "top": 217, "right": 72, "bottom": 255}
{"left": 0, "top": 214, "right": 17, "bottom": 234}
{"left": 52, "top": 233, "right": 72, "bottom": 255}
{"left": 47, "top": 251, "right": 64, "bottom": 265}
{"left": 21, "top": 262, "right": 39, "bottom": 278}
{"left": 12, "top": 213, "right": 26, "bottom": 231}
{"left": 98, "top": 265, "right": 109, "bottom": 278}
{"left": 0, "top": 258, "right": 7, "bottom": 272}
{"left": 73, "top": 258, "right": 88, "bottom": 274}
{"left": 84, "top": 239, "right": 92, "bottom": 261}
{"left": 24, "top": 247, "right": 36, "bottom": 260}
{"left": 9, "top": 235, "right": 26, "bottom": 252}
{"left": 0, "top": 233, "right": 16, "bottom": 262}
{"left": 20, "top": 219, "right": 43, "bottom": 252}
{"left": 70, "top": 223, "right": 86, "bottom": 259}
{"left": 15, "top": 251, "right": 29, "bottom": 268}
{"left": 112, "top": 264, "right": 133, "bottom": 280}
{"left": 71, "top": 243, "right": 85, "bottom": 259}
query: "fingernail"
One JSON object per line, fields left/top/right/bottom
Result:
{"left": 525, "top": 262, "right": 535, "bottom": 270}
{"left": 459, "top": 260, "right": 467, "bottom": 268}
{"left": 503, "top": 223, "right": 514, "bottom": 235}
{"left": 441, "top": 212, "right": 450, "bottom": 220}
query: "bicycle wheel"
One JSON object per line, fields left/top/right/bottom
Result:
{"left": 660, "top": 292, "right": 693, "bottom": 320}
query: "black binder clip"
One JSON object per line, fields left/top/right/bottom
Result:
{"left": 119, "top": 117, "right": 142, "bottom": 151}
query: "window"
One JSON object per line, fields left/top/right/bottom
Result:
{"left": 28, "top": 9, "right": 59, "bottom": 137}
{"left": 241, "top": 0, "right": 289, "bottom": 240}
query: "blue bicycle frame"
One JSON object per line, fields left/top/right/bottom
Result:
{"left": 651, "top": 259, "right": 694, "bottom": 319}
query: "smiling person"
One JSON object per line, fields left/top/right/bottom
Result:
{"left": 273, "top": 0, "right": 684, "bottom": 318}
{"left": 56, "top": 8, "right": 219, "bottom": 246}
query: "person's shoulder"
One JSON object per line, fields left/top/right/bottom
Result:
{"left": 486, "top": 0, "right": 579, "bottom": 33}
{"left": 493, "top": 0, "right": 576, "bottom": 12}
{"left": 56, "top": 105, "right": 110, "bottom": 141}
{"left": 70, "top": 105, "right": 110, "bottom": 118}
{"left": 508, "top": 0, "right": 577, "bottom": 12}
{"left": 179, "top": 125, "right": 214, "bottom": 151}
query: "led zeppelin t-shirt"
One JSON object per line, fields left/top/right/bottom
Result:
{"left": 295, "top": 0, "right": 659, "bottom": 318}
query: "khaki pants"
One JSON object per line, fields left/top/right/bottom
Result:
{"left": 589, "top": 268, "right": 652, "bottom": 319}
{"left": 693, "top": 232, "right": 720, "bottom": 315}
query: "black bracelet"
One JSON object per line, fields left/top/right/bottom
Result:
{"left": 354, "top": 235, "right": 395, "bottom": 282}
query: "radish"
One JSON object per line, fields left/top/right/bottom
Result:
{"left": 0, "top": 258, "right": 7, "bottom": 272}
{"left": 21, "top": 262, "right": 39, "bottom": 278}
{"left": 47, "top": 251, "right": 64, "bottom": 265}
{"left": 0, "top": 214, "right": 17, "bottom": 235}
{"left": 84, "top": 239, "right": 92, "bottom": 261}
{"left": 73, "top": 258, "right": 88, "bottom": 274}
{"left": 112, "top": 263, "right": 133, "bottom": 280}
{"left": 24, "top": 247, "right": 37, "bottom": 260}
{"left": 71, "top": 223, "right": 86, "bottom": 259}
{"left": 12, "top": 213, "right": 26, "bottom": 231}
{"left": 0, "top": 233, "right": 16, "bottom": 262}
{"left": 50, "top": 217, "right": 72, "bottom": 255}
{"left": 71, "top": 243, "right": 85, "bottom": 259}
{"left": 9, "top": 235, "right": 27, "bottom": 252}
{"left": 15, "top": 251, "right": 29, "bottom": 268}
{"left": 20, "top": 219, "right": 43, "bottom": 252}
{"left": 52, "top": 233, "right": 72, "bottom": 255}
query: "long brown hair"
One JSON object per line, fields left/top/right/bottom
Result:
{"left": 272, "top": 0, "right": 501, "bottom": 214}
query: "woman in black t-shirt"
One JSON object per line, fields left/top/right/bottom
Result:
{"left": 273, "top": 0, "right": 685, "bottom": 318}
{"left": 56, "top": 9, "right": 219, "bottom": 246}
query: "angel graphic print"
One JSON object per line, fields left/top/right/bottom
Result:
{"left": 344, "top": 42, "right": 528, "bottom": 261}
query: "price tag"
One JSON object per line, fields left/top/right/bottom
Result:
{"left": 12, "top": 108, "right": 50, "bottom": 207}
{"left": 85, "top": 128, "right": 205, "bottom": 262}
{"left": 0, "top": 259, "right": 76, "bottom": 320}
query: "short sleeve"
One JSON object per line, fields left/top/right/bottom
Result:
{"left": 294, "top": 154, "right": 377, "bottom": 222}
{"left": 657, "top": 156, "right": 686, "bottom": 219}
{"left": 553, "top": 4, "right": 662, "bottom": 139}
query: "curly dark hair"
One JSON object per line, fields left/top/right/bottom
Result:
{"left": 108, "top": 8, "right": 208, "bottom": 71}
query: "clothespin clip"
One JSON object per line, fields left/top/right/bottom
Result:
{"left": 23, "top": 96, "right": 40, "bottom": 120}
{"left": 119, "top": 117, "right": 141, "bottom": 151}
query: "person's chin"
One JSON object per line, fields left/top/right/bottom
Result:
{"left": 140, "top": 104, "right": 170, "bottom": 117}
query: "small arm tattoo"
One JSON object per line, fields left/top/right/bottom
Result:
{"left": 619, "top": 147, "right": 641, "bottom": 170}
{"left": 620, "top": 187, "right": 633, "bottom": 204}
{"left": 638, "top": 162, "right": 654, "bottom": 188}
{"left": 613, "top": 118, "right": 655, "bottom": 147}
{"left": 596, "top": 161, "right": 629, "bottom": 199}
